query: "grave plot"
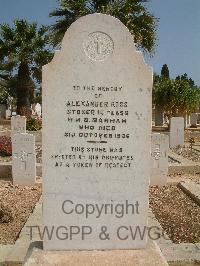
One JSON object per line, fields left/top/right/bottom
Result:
{"left": 0, "top": 182, "right": 41, "bottom": 244}
{"left": 172, "top": 145, "right": 200, "bottom": 163}
{"left": 168, "top": 156, "right": 181, "bottom": 165}
{"left": 149, "top": 184, "right": 200, "bottom": 243}
{"left": 168, "top": 173, "right": 200, "bottom": 183}
{"left": 185, "top": 130, "right": 200, "bottom": 143}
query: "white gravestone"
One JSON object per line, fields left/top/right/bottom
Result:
{"left": 151, "top": 133, "right": 169, "bottom": 186}
{"left": 43, "top": 14, "right": 152, "bottom": 250}
{"left": 6, "top": 109, "right": 12, "bottom": 119}
{"left": 11, "top": 115, "right": 26, "bottom": 138}
{"left": 12, "top": 133, "right": 36, "bottom": 186}
{"left": 35, "top": 103, "right": 42, "bottom": 117}
{"left": 170, "top": 117, "right": 184, "bottom": 148}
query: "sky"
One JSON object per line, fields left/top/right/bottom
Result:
{"left": 0, "top": 0, "right": 199, "bottom": 85}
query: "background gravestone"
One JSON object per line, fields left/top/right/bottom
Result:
{"left": 6, "top": 109, "right": 11, "bottom": 119}
{"left": 12, "top": 133, "right": 36, "bottom": 186}
{"left": 35, "top": 103, "right": 42, "bottom": 117}
{"left": 11, "top": 115, "right": 26, "bottom": 139}
{"left": 151, "top": 133, "right": 169, "bottom": 186}
{"left": 169, "top": 117, "right": 184, "bottom": 148}
{"left": 154, "top": 107, "right": 164, "bottom": 126}
{"left": 43, "top": 13, "right": 153, "bottom": 250}
{"left": 190, "top": 113, "right": 197, "bottom": 127}
{"left": 0, "top": 104, "right": 6, "bottom": 119}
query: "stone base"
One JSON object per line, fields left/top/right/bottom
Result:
{"left": 24, "top": 241, "right": 168, "bottom": 266}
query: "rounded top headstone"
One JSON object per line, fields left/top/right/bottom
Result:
{"left": 44, "top": 13, "right": 151, "bottom": 75}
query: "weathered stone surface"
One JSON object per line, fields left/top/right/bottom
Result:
{"left": 6, "top": 109, "right": 11, "bottom": 119}
{"left": 12, "top": 133, "right": 36, "bottom": 186}
{"left": 0, "top": 104, "right": 6, "bottom": 119}
{"left": 178, "top": 180, "right": 200, "bottom": 205}
{"left": 151, "top": 133, "right": 169, "bottom": 186}
{"left": 169, "top": 117, "right": 184, "bottom": 148}
{"left": 35, "top": 103, "right": 42, "bottom": 117}
{"left": 155, "top": 107, "right": 164, "bottom": 126}
{"left": 11, "top": 115, "right": 26, "bottom": 139}
{"left": 190, "top": 113, "right": 197, "bottom": 127}
{"left": 43, "top": 13, "right": 152, "bottom": 250}
{"left": 24, "top": 241, "right": 168, "bottom": 266}
{"left": 160, "top": 243, "right": 200, "bottom": 263}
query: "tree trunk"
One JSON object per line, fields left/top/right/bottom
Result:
{"left": 16, "top": 63, "right": 34, "bottom": 118}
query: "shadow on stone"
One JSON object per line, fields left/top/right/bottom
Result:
{"left": 23, "top": 241, "right": 43, "bottom": 265}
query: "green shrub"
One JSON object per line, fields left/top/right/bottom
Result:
{"left": 26, "top": 118, "right": 42, "bottom": 131}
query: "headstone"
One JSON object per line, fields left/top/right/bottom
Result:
{"left": 151, "top": 133, "right": 169, "bottom": 186}
{"left": 154, "top": 107, "right": 164, "bottom": 126}
{"left": 186, "top": 114, "right": 190, "bottom": 127}
{"left": 6, "top": 109, "right": 11, "bottom": 119}
{"left": 169, "top": 117, "right": 184, "bottom": 148}
{"left": 12, "top": 133, "right": 36, "bottom": 186}
{"left": 11, "top": 115, "right": 26, "bottom": 138}
{"left": 43, "top": 13, "right": 152, "bottom": 250}
{"left": 197, "top": 113, "right": 200, "bottom": 125}
{"left": 0, "top": 104, "right": 6, "bottom": 119}
{"left": 31, "top": 103, "right": 37, "bottom": 116}
{"left": 190, "top": 113, "right": 197, "bottom": 127}
{"left": 35, "top": 103, "right": 42, "bottom": 117}
{"left": 184, "top": 114, "right": 190, "bottom": 128}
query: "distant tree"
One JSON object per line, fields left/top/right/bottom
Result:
{"left": 153, "top": 76, "right": 172, "bottom": 110}
{"left": 0, "top": 84, "right": 10, "bottom": 105}
{"left": 171, "top": 79, "right": 200, "bottom": 116}
{"left": 161, "top": 64, "right": 169, "bottom": 79}
{"left": 0, "top": 65, "right": 17, "bottom": 100}
{"left": 0, "top": 20, "right": 53, "bottom": 117}
{"left": 181, "top": 73, "right": 188, "bottom": 81}
{"left": 153, "top": 73, "right": 160, "bottom": 84}
{"left": 188, "top": 78, "right": 195, "bottom": 87}
{"left": 176, "top": 73, "right": 195, "bottom": 87}
{"left": 49, "top": 0, "right": 158, "bottom": 54}
{"left": 153, "top": 76, "right": 200, "bottom": 118}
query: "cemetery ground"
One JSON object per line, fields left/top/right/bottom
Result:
{"left": 0, "top": 182, "right": 41, "bottom": 244}
{"left": 0, "top": 121, "right": 199, "bottom": 265}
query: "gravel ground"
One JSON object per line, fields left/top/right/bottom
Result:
{"left": 0, "top": 182, "right": 41, "bottom": 244}
{"left": 185, "top": 130, "right": 200, "bottom": 142}
{"left": 149, "top": 184, "right": 200, "bottom": 244}
{"left": 172, "top": 146, "right": 200, "bottom": 162}
{"left": 168, "top": 173, "right": 200, "bottom": 183}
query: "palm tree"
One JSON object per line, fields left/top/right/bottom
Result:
{"left": 0, "top": 19, "right": 53, "bottom": 116}
{"left": 50, "top": 0, "right": 158, "bottom": 54}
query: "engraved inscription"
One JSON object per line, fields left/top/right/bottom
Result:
{"left": 13, "top": 151, "right": 33, "bottom": 170}
{"left": 83, "top": 32, "right": 114, "bottom": 61}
